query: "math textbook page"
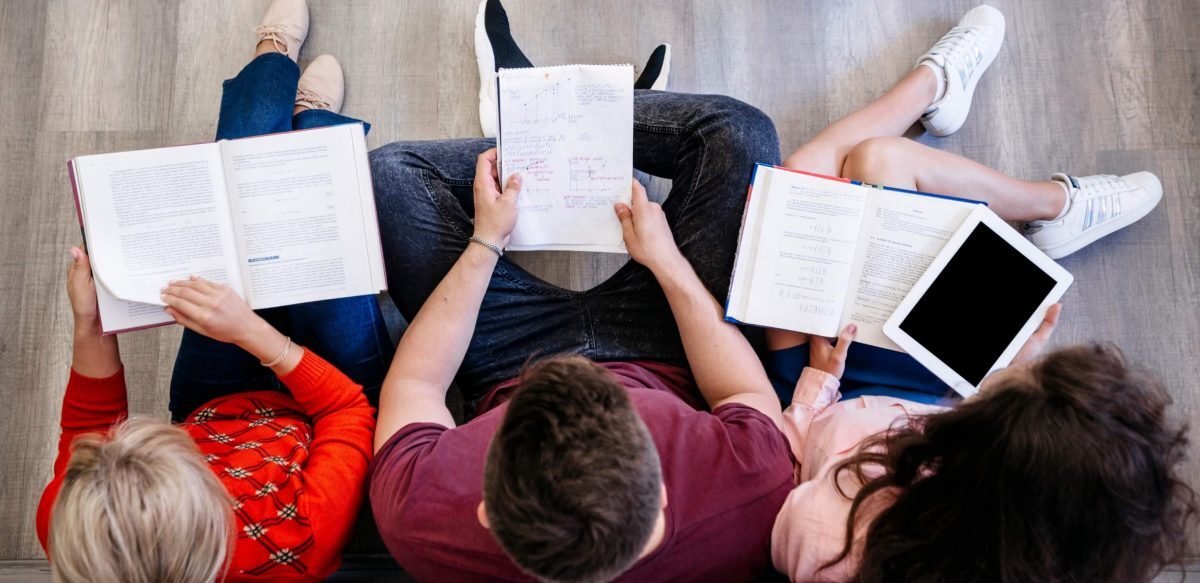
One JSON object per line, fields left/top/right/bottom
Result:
{"left": 840, "top": 189, "right": 975, "bottom": 350}
{"left": 220, "top": 124, "right": 387, "bottom": 309}
{"left": 729, "top": 167, "right": 869, "bottom": 336}
{"left": 497, "top": 64, "right": 633, "bottom": 252}
{"left": 72, "top": 143, "right": 244, "bottom": 307}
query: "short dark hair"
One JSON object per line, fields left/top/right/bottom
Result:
{"left": 825, "top": 344, "right": 1198, "bottom": 582}
{"left": 483, "top": 356, "right": 662, "bottom": 583}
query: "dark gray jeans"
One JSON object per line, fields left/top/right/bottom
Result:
{"left": 370, "top": 91, "right": 780, "bottom": 410}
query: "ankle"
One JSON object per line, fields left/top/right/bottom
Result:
{"left": 1035, "top": 180, "right": 1070, "bottom": 221}
{"left": 914, "top": 62, "right": 945, "bottom": 107}
{"left": 255, "top": 39, "right": 284, "bottom": 58}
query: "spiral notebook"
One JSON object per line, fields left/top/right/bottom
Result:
{"left": 496, "top": 64, "right": 634, "bottom": 252}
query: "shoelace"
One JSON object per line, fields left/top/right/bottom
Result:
{"left": 1074, "top": 175, "right": 1126, "bottom": 229}
{"left": 253, "top": 24, "right": 291, "bottom": 55}
{"left": 927, "top": 26, "right": 985, "bottom": 89}
{"left": 295, "top": 88, "right": 332, "bottom": 111}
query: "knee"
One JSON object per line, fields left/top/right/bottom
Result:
{"left": 369, "top": 141, "right": 436, "bottom": 177}
{"left": 842, "top": 137, "right": 909, "bottom": 183}
{"left": 696, "top": 96, "right": 781, "bottom": 165}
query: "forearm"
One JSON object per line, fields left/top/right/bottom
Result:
{"left": 71, "top": 322, "right": 120, "bottom": 378}
{"left": 391, "top": 243, "right": 497, "bottom": 388}
{"left": 237, "top": 319, "right": 304, "bottom": 376}
{"left": 374, "top": 244, "right": 497, "bottom": 446}
{"left": 653, "top": 256, "right": 777, "bottom": 411}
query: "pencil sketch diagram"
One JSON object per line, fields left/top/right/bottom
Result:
{"left": 505, "top": 80, "right": 573, "bottom": 125}
{"left": 568, "top": 157, "right": 615, "bottom": 192}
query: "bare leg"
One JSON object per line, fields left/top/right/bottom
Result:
{"left": 768, "top": 67, "right": 938, "bottom": 350}
{"left": 768, "top": 67, "right": 1067, "bottom": 350}
{"left": 782, "top": 67, "right": 938, "bottom": 176}
{"left": 840, "top": 137, "right": 1065, "bottom": 222}
{"left": 255, "top": 39, "right": 283, "bottom": 58}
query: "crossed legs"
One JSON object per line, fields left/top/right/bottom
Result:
{"left": 767, "top": 66, "right": 1067, "bottom": 353}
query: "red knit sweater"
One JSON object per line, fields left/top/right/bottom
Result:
{"left": 36, "top": 350, "right": 376, "bottom": 582}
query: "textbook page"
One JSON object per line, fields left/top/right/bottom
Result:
{"left": 498, "top": 64, "right": 633, "bottom": 252}
{"left": 221, "top": 124, "right": 386, "bottom": 310}
{"left": 841, "top": 189, "right": 975, "bottom": 350}
{"left": 94, "top": 280, "right": 174, "bottom": 334}
{"left": 73, "top": 143, "right": 243, "bottom": 306}
{"left": 738, "top": 169, "right": 870, "bottom": 336}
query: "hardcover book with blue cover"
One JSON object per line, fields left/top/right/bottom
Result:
{"left": 725, "top": 164, "right": 984, "bottom": 351}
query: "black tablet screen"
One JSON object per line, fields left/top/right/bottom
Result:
{"left": 898, "top": 223, "right": 1057, "bottom": 386}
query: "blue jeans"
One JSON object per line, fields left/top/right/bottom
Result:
{"left": 764, "top": 343, "right": 956, "bottom": 405}
{"left": 169, "top": 53, "right": 393, "bottom": 422}
{"left": 370, "top": 91, "right": 781, "bottom": 415}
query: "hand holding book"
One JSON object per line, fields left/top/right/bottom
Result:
{"left": 471, "top": 148, "right": 522, "bottom": 249}
{"left": 614, "top": 179, "right": 686, "bottom": 275}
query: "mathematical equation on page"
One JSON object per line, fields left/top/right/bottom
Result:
{"left": 498, "top": 65, "right": 633, "bottom": 252}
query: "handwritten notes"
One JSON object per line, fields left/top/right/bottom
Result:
{"left": 498, "top": 65, "right": 633, "bottom": 252}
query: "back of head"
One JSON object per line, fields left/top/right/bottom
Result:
{"left": 49, "top": 416, "right": 232, "bottom": 583}
{"left": 830, "top": 344, "right": 1198, "bottom": 583}
{"left": 483, "top": 356, "right": 663, "bottom": 583}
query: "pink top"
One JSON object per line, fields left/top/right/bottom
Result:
{"left": 772, "top": 367, "right": 947, "bottom": 582}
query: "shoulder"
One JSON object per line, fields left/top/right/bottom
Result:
{"left": 368, "top": 410, "right": 504, "bottom": 526}
{"left": 772, "top": 449, "right": 896, "bottom": 582}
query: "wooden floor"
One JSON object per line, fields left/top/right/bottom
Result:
{"left": 2, "top": 0, "right": 1198, "bottom": 565}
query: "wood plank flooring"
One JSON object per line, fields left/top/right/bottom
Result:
{"left": 1, "top": 0, "right": 1197, "bottom": 563}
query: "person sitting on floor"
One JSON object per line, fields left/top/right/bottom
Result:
{"left": 766, "top": 6, "right": 1197, "bottom": 582}
{"left": 366, "top": 1, "right": 792, "bottom": 581}
{"left": 36, "top": 1, "right": 393, "bottom": 581}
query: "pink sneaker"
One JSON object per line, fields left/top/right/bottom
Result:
{"left": 295, "top": 55, "right": 345, "bottom": 114}
{"left": 254, "top": 0, "right": 309, "bottom": 62}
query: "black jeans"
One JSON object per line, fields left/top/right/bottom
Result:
{"left": 370, "top": 91, "right": 779, "bottom": 412}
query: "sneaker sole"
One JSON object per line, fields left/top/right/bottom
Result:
{"left": 923, "top": 18, "right": 1006, "bottom": 137}
{"left": 474, "top": 0, "right": 498, "bottom": 138}
{"left": 1037, "top": 188, "right": 1163, "bottom": 259}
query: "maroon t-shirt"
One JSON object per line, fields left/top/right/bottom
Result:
{"left": 368, "top": 361, "right": 795, "bottom": 582}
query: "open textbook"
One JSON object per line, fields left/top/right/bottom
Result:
{"left": 497, "top": 64, "right": 634, "bottom": 252}
{"left": 726, "top": 165, "right": 983, "bottom": 351}
{"left": 69, "top": 123, "right": 387, "bottom": 334}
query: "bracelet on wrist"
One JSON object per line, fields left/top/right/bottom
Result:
{"left": 468, "top": 236, "right": 504, "bottom": 257}
{"left": 260, "top": 336, "right": 292, "bottom": 367}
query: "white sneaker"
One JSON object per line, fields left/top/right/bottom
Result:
{"left": 916, "top": 5, "right": 1005, "bottom": 137}
{"left": 1022, "top": 172, "right": 1163, "bottom": 259}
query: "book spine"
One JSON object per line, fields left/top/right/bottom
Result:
{"left": 724, "top": 163, "right": 767, "bottom": 323}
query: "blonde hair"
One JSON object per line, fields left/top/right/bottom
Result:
{"left": 48, "top": 416, "right": 232, "bottom": 583}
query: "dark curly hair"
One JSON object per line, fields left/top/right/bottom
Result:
{"left": 823, "top": 344, "right": 1197, "bottom": 583}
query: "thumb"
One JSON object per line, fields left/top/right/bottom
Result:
{"left": 615, "top": 202, "right": 634, "bottom": 240}
{"left": 833, "top": 323, "right": 857, "bottom": 360}
{"left": 502, "top": 173, "right": 522, "bottom": 199}
{"left": 68, "top": 247, "right": 90, "bottom": 279}
{"left": 1043, "top": 303, "right": 1063, "bottom": 329}
{"left": 1032, "top": 303, "right": 1062, "bottom": 343}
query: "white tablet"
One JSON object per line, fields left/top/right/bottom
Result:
{"left": 883, "top": 206, "right": 1073, "bottom": 397}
